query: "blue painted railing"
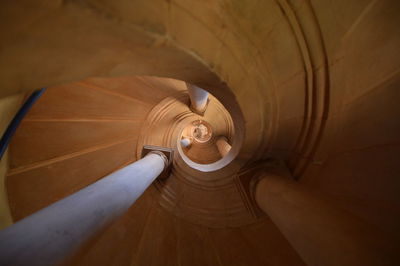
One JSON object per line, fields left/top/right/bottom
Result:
{"left": 0, "top": 88, "right": 46, "bottom": 159}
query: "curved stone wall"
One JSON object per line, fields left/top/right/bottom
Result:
{"left": 1, "top": 0, "right": 400, "bottom": 263}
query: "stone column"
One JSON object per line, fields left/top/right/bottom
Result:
{"left": 0, "top": 151, "right": 169, "bottom": 266}
{"left": 186, "top": 83, "right": 209, "bottom": 115}
{"left": 254, "top": 173, "right": 397, "bottom": 266}
{"left": 180, "top": 137, "right": 192, "bottom": 148}
{"left": 216, "top": 136, "right": 231, "bottom": 157}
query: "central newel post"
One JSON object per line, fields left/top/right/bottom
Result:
{"left": 0, "top": 145, "right": 173, "bottom": 266}
{"left": 186, "top": 83, "right": 209, "bottom": 115}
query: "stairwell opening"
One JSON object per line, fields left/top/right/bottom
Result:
{"left": 176, "top": 87, "right": 237, "bottom": 172}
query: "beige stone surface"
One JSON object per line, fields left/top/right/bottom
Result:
{"left": 1, "top": 0, "right": 400, "bottom": 264}
{"left": 0, "top": 93, "right": 25, "bottom": 229}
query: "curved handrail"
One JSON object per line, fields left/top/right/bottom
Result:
{"left": 0, "top": 88, "right": 46, "bottom": 160}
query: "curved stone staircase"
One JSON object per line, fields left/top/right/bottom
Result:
{"left": 6, "top": 76, "right": 305, "bottom": 266}
{"left": 1, "top": 0, "right": 400, "bottom": 265}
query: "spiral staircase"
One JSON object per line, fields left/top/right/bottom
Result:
{"left": 0, "top": 0, "right": 400, "bottom": 265}
{"left": 4, "top": 76, "right": 302, "bottom": 265}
